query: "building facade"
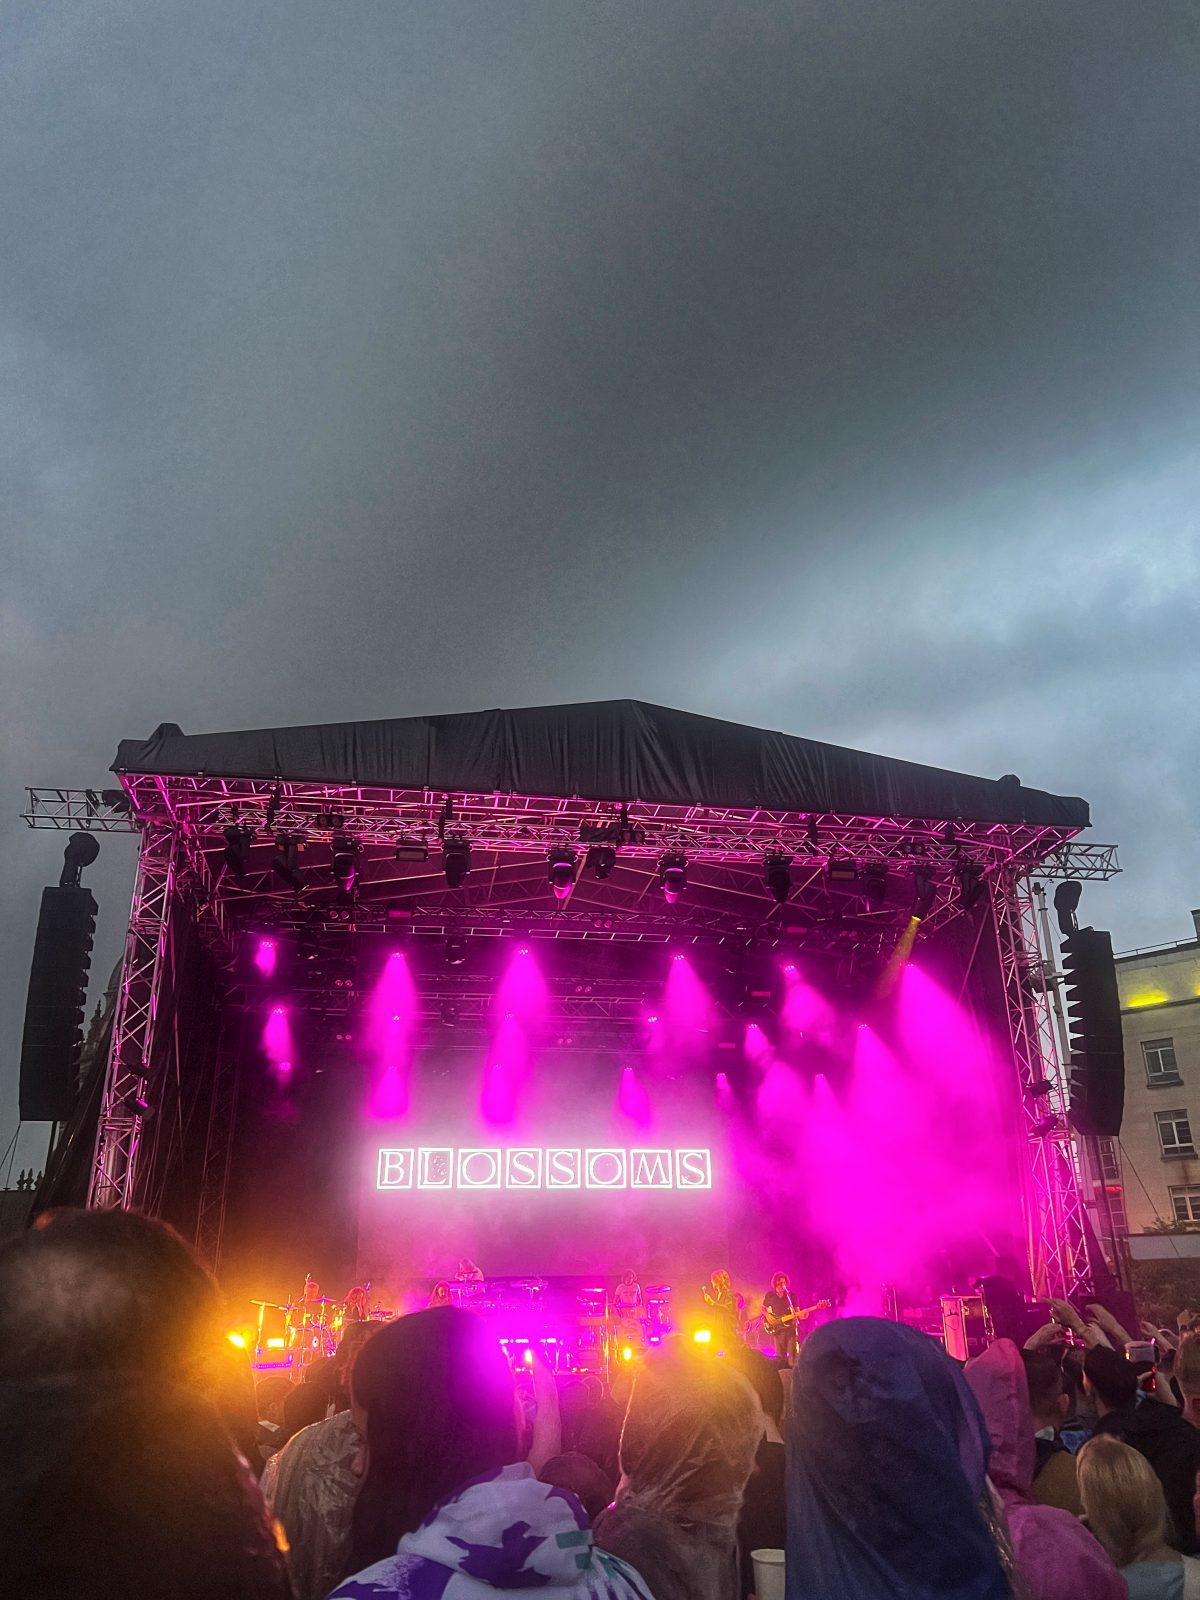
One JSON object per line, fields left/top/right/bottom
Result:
{"left": 1109, "top": 910, "right": 1200, "bottom": 1275}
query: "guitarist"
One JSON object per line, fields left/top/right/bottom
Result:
{"left": 762, "top": 1272, "right": 803, "bottom": 1365}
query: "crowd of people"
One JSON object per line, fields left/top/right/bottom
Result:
{"left": 5, "top": 1210, "right": 1200, "bottom": 1599}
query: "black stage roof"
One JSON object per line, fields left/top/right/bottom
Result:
{"left": 113, "top": 699, "right": 1088, "bottom": 830}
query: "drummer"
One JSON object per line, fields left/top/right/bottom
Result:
{"left": 613, "top": 1270, "right": 643, "bottom": 1318}
{"left": 455, "top": 1257, "right": 485, "bottom": 1285}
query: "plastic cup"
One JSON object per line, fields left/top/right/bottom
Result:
{"left": 751, "top": 1547, "right": 785, "bottom": 1600}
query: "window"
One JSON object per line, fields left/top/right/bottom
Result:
{"left": 1157, "top": 1109, "right": 1195, "bottom": 1158}
{"left": 1171, "top": 1186, "right": 1200, "bottom": 1224}
{"left": 1144, "top": 1038, "right": 1181, "bottom": 1085}
{"left": 1096, "top": 1138, "right": 1121, "bottom": 1182}
{"left": 1101, "top": 1185, "right": 1129, "bottom": 1235}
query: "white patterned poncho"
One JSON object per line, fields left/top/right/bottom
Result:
{"left": 327, "top": 1463, "right": 654, "bottom": 1600}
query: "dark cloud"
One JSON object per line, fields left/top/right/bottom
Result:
{"left": 3, "top": 0, "right": 1198, "bottom": 1157}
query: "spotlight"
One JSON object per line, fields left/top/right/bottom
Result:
{"left": 620, "top": 1345, "right": 634, "bottom": 1363}
{"left": 956, "top": 860, "right": 986, "bottom": 911}
{"left": 587, "top": 845, "right": 617, "bottom": 880}
{"left": 271, "top": 835, "right": 304, "bottom": 892}
{"left": 331, "top": 836, "right": 360, "bottom": 897}
{"left": 443, "top": 839, "right": 472, "bottom": 889}
{"left": 827, "top": 857, "right": 857, "bottom": 884}
{"left": 862, "top": 864, "right": 888, "bottom": 908}
{"left": 763, "top": 853, "right": 792, "bottom": 905}
{"left": 692, "top": 1329, "right": 712, "bottom": 1345}
{"left": 58, "top": 831, "right": 101, "bottom": 889}
{"left": 222, "top": 824, "right": 254, "bottom": 881}
{"left": 911, "top": 871, "right": 936, "bottom": 920}
{"left": 265, "top": 783, "right": 283, "bottom": 831}
{"left": 548, "top": 848, "right": 578, "bottom": 901}
{"left": 394, "top": 840, "right": 428, "bottom": 863}
{"left": 659, "top": 853, "right": 687, "bottom": 905}
{"left": 1053, "top": 881, "right": 1082, "bottom": 937}
{"left": 444, "top": 936, "right": 467, "bottom": 966}
{"left": 1027, "top": 1077, "right": 1054, "bottom": 1097}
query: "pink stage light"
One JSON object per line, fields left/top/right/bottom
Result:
{"left": 744, "top": 1023, "right": 773, "bottom": 1066}
{"left": 253, "top": 939, "right": 277, "bottom": 978}
{"left": 480, "top": 1013, "right": 529, "bottom": 1129}
{"left": 495, "top": 944, "right": 549, "bottom": 1025}
{"left": 664, "top": 953, "right": 712, "bottom": 1031}
{"left": 780, "top": 965, "right": 835, "bottom": 1035}
{"left": 262, "top": 1006, "right": 294, "bottom": 1083}
{"left": 617, "top": 1065, "right": 653, "bottom": 1129}
{"left": 367, "top": 952, "right": 418, "bottom": 1119}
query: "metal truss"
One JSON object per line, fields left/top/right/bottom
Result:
{"left": 94, "top": 774, "right": 1097, "bottom": 870}
{"left": 22, "top": 788, "right": 139, "bottom": 833}
{"left": 993, "top": 869, "right": 1090, "bottom": 1299}
{"left": 88, "top": 827, "right": 178, "bottom": 1210}
{"left": 194, "top": 1028, "right": 241, "bottom": 1270}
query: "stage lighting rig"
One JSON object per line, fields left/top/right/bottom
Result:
{"left": 548, "top": 848, "right": 578, "bottom": 901}
{"left": 586, "top": 845, "right": 617, "bottom": 879}
{"left": 956, "top": 860, "right": 986, "bottom": 911}
{"left": 222, "top": 824, "right": 254, "bottom": 882}
{"left": 763, "top": 853, "right": 792, "bottom": 905}
{"left": 58, "top": 831, "right": 100, "bottom": 889}
{"left": 658, "top": 853, "right": 687, "bottom": 905}
{"left": 827, "top": 857, "right": 857, "bottom": 885}
{"left": 331, "top": 836, "right": 360, "bottom": 897}
{"left": 910, "top": 870, "right": 936, "bottom": 920}
{"left": 862, "top": 864, "right": 888, "bottom": 908}
{"left": 271, "top": 835, "right": 305, "bottom": 893}
{"left": 1053, "top": 880, "right": 1082, "bottom": 937}
{"left": 442, "top": 839, "right": 472, "bottom": 889}
{"left": 444, "top": 936, "right": 467, "bottom": 966}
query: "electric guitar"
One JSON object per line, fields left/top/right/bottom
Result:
{"left": 761, "top": 1298, "right": 831, "bottom": 1333}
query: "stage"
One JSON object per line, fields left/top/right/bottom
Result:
{"left": 23, "top": 700, "right": 1120, "bottom": 1333}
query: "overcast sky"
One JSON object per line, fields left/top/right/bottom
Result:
{"left": 4, "top": 0, "right": 1199, "bottom": 1166}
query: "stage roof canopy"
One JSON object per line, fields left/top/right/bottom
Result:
{"left": 114, "top": 699, "right": 1088, "bottom": 830}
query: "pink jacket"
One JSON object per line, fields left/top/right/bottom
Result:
{"left": 964, "top": 1340, "right": 1127, "bottom": 1600}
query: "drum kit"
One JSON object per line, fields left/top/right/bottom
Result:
{"left": 250, "top": 1286, "right": 391, "bottom": 1370}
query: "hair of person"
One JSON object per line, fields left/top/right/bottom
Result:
{"left": 1077, "top": 1433, "right": 1171, "bottom": 1567}
{"left": 616, "top": 1340, "right": 761, "bottom": 1527}
{"left": 537, "top": 1452, "right": 615, "bottom": 1522}
{"left": 1021, "top": 1349, "right": 1065, "bottom": 1417}
{"left": 0, "top": 1207, "right": 222, "bottom": 1383}
{"left": 1084, "top": 1344, "right": 1139, "bottom": 1410}
{"left": 772, "top": 1272, "right": 788, "bottom": 1288}
{"left": 1174, "top": 1331, "right": 1200, "bottom": 1395}
{"left": 727, "top": 1345, "right": 784, "bottom": 1429}
{"left": 0, "top": 1377, "right": 289, "bottom": 1599}
{"left": 347, "top": 1306, "right": 520, "bottom": 1571}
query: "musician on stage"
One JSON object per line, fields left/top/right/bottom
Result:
{"left": 455, "top": 1257, "right": 485, "bottom": 1284}
{"left": 613, "top": 1270, "right": 643, "bottom": 1317}
{"left": 342, "top": 1284, "right": 370, "bottom": 1323}
{"left": 703, "top": 1268, "right": 745, "bottom": 1347}
{"left": 428, "top": 1280, "right": 453, "bottom": 1308}
{"left": 762, "top": 1272, "right": 800, "bottom": 1365}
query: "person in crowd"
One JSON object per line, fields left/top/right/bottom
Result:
{"left": 727, "top": 1347, "right": 786, "bottom": 1599}
{"left": 592, "top": 1340, "right": 762, "bottom": 1600}
{"left": 575, "top": 1371, "right": 634, "bottom": 1483}
{"left": 1078, "top": 1433, "right": 1200, "bottom": 1599}
{"left": 538, "top": 1452, "right": 616, "bottom": 1521}
{"left": 965, "top": 1339, "right": 1126, "bottom": 1600}
{"left": 1174, "top": 1334, "right": 1200, "bottom": 1426}
{"left": 1020, "top": 1350, "right": 1084, "bottom": 1514}
{"left": 0, "top": 1207, "right": 291, "bottom": 1600}
{"left": 261, "top": 1324, "right": 381, "bottom": 1600}
{"left": 429, "top": 1279, "right": 453, "bottom": 1307}
{"left": 328, "top": 1307, "right": 652, "bottom": 1599}
{"left": 1087, "top": 1343, "right": 1200, "bottom": 1554}
{"left": 785, "top": 1316, "right": 1016, "bottom": 1600}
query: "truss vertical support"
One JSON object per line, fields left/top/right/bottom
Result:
{"left": 194, "top": 1020, "right": 242, "bottom": 1271}
{"left": 993, "top": 869, "right": 1090, "bottom": 1300}
{"left": 88, "top": 826, "right": 178, "bottom": 1210}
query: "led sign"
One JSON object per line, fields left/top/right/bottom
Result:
{"left": 375, "top": 1146, "right": 712, "bottom": 1192}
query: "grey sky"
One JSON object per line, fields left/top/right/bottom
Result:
{"left": 4, "top": 0, "right": 1199, "bottom": 1164}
